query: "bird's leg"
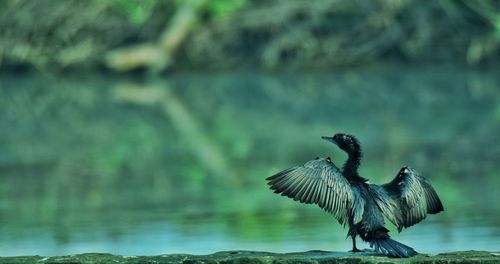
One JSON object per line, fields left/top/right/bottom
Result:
{"left": 349, "top": 235, "right": 363, "bottom": 252}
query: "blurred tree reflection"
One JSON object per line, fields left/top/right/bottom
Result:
{"left": 0, "top": 66, "right": 499, "bottom": 247}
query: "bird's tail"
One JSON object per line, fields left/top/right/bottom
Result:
{"left": 370, "top": 238, "right": 418, "bottom": 258}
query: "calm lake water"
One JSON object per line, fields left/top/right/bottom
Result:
{"left": 0, "top": 64, "right": 499, "bottom": 256}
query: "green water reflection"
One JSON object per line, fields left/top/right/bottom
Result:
{"left": 0, "top": 65, "right": 499, "bottom": 256}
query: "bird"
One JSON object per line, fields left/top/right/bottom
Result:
{"left": 266, "top": 133, "right": 443, "bottom": 258}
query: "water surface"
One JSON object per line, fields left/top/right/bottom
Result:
{"left": 0, "top": 64, "right": 499, "bottom": 256}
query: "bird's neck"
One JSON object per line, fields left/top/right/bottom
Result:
{"left": 342, "top": 148, "right": 362, "bottom": 180}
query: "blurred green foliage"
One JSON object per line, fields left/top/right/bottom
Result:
{"left": 0, "top": 0, "right": 498, "bottom": 71}
{"left": 207, "top": 0, "right": 246, "bottom": 20}
{"left": 111, "top": 0, "right": 158, "bottom": 25}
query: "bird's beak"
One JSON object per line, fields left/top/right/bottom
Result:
{"left": 321, "top": 136, "right": 337, "bottom": 145}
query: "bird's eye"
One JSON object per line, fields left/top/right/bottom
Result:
{"left": 315, "top": 157, "right": 319, "bottom": 160}
{"left": 326, "top": 157, "right": 331, "bottom": 162}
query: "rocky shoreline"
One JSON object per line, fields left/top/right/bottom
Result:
{"left": 1, "top": 250, "right": 498, "bottom": 264}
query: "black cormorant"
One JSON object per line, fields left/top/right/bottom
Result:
{"left": 266, "top": 133, "right": 443, "bottom": 258}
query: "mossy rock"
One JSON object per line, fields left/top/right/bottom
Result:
{"left": 0, "top": 250, "right": 498, "bottom": 264}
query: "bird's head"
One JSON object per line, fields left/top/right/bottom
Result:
{"left": 322, "top": 133, "right": 360, "bottom": 154}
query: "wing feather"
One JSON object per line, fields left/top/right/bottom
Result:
{"left": 298, "top": 177, "right": 313, "bottom": 202}
{"left": 305, "top": 177, "right": 319, "bottom": 203}
{"left": 382, "top": 166, "right": 444, "bottom": 231}
{"left": 292, "top": 174, "right": 309, "bottom": 200}
{"left": 351, "top": 186, "right": 365, "bottom": 224}
{"left": 266, "top": 158, "right": 355, "bottom": 225}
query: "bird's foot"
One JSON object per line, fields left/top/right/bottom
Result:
{"left": 349, "top": 248, "right": 364, "bottom": 253}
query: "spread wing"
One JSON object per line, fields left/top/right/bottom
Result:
{"left": 382, "top": 166, "right": 444, "bottom": 231}
{"left": 266, "top": 158, "right": 358, "bottom": 225}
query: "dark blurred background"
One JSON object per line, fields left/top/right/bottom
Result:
{"left": 0, "top": 0, "right": 499, "bottom": 256}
